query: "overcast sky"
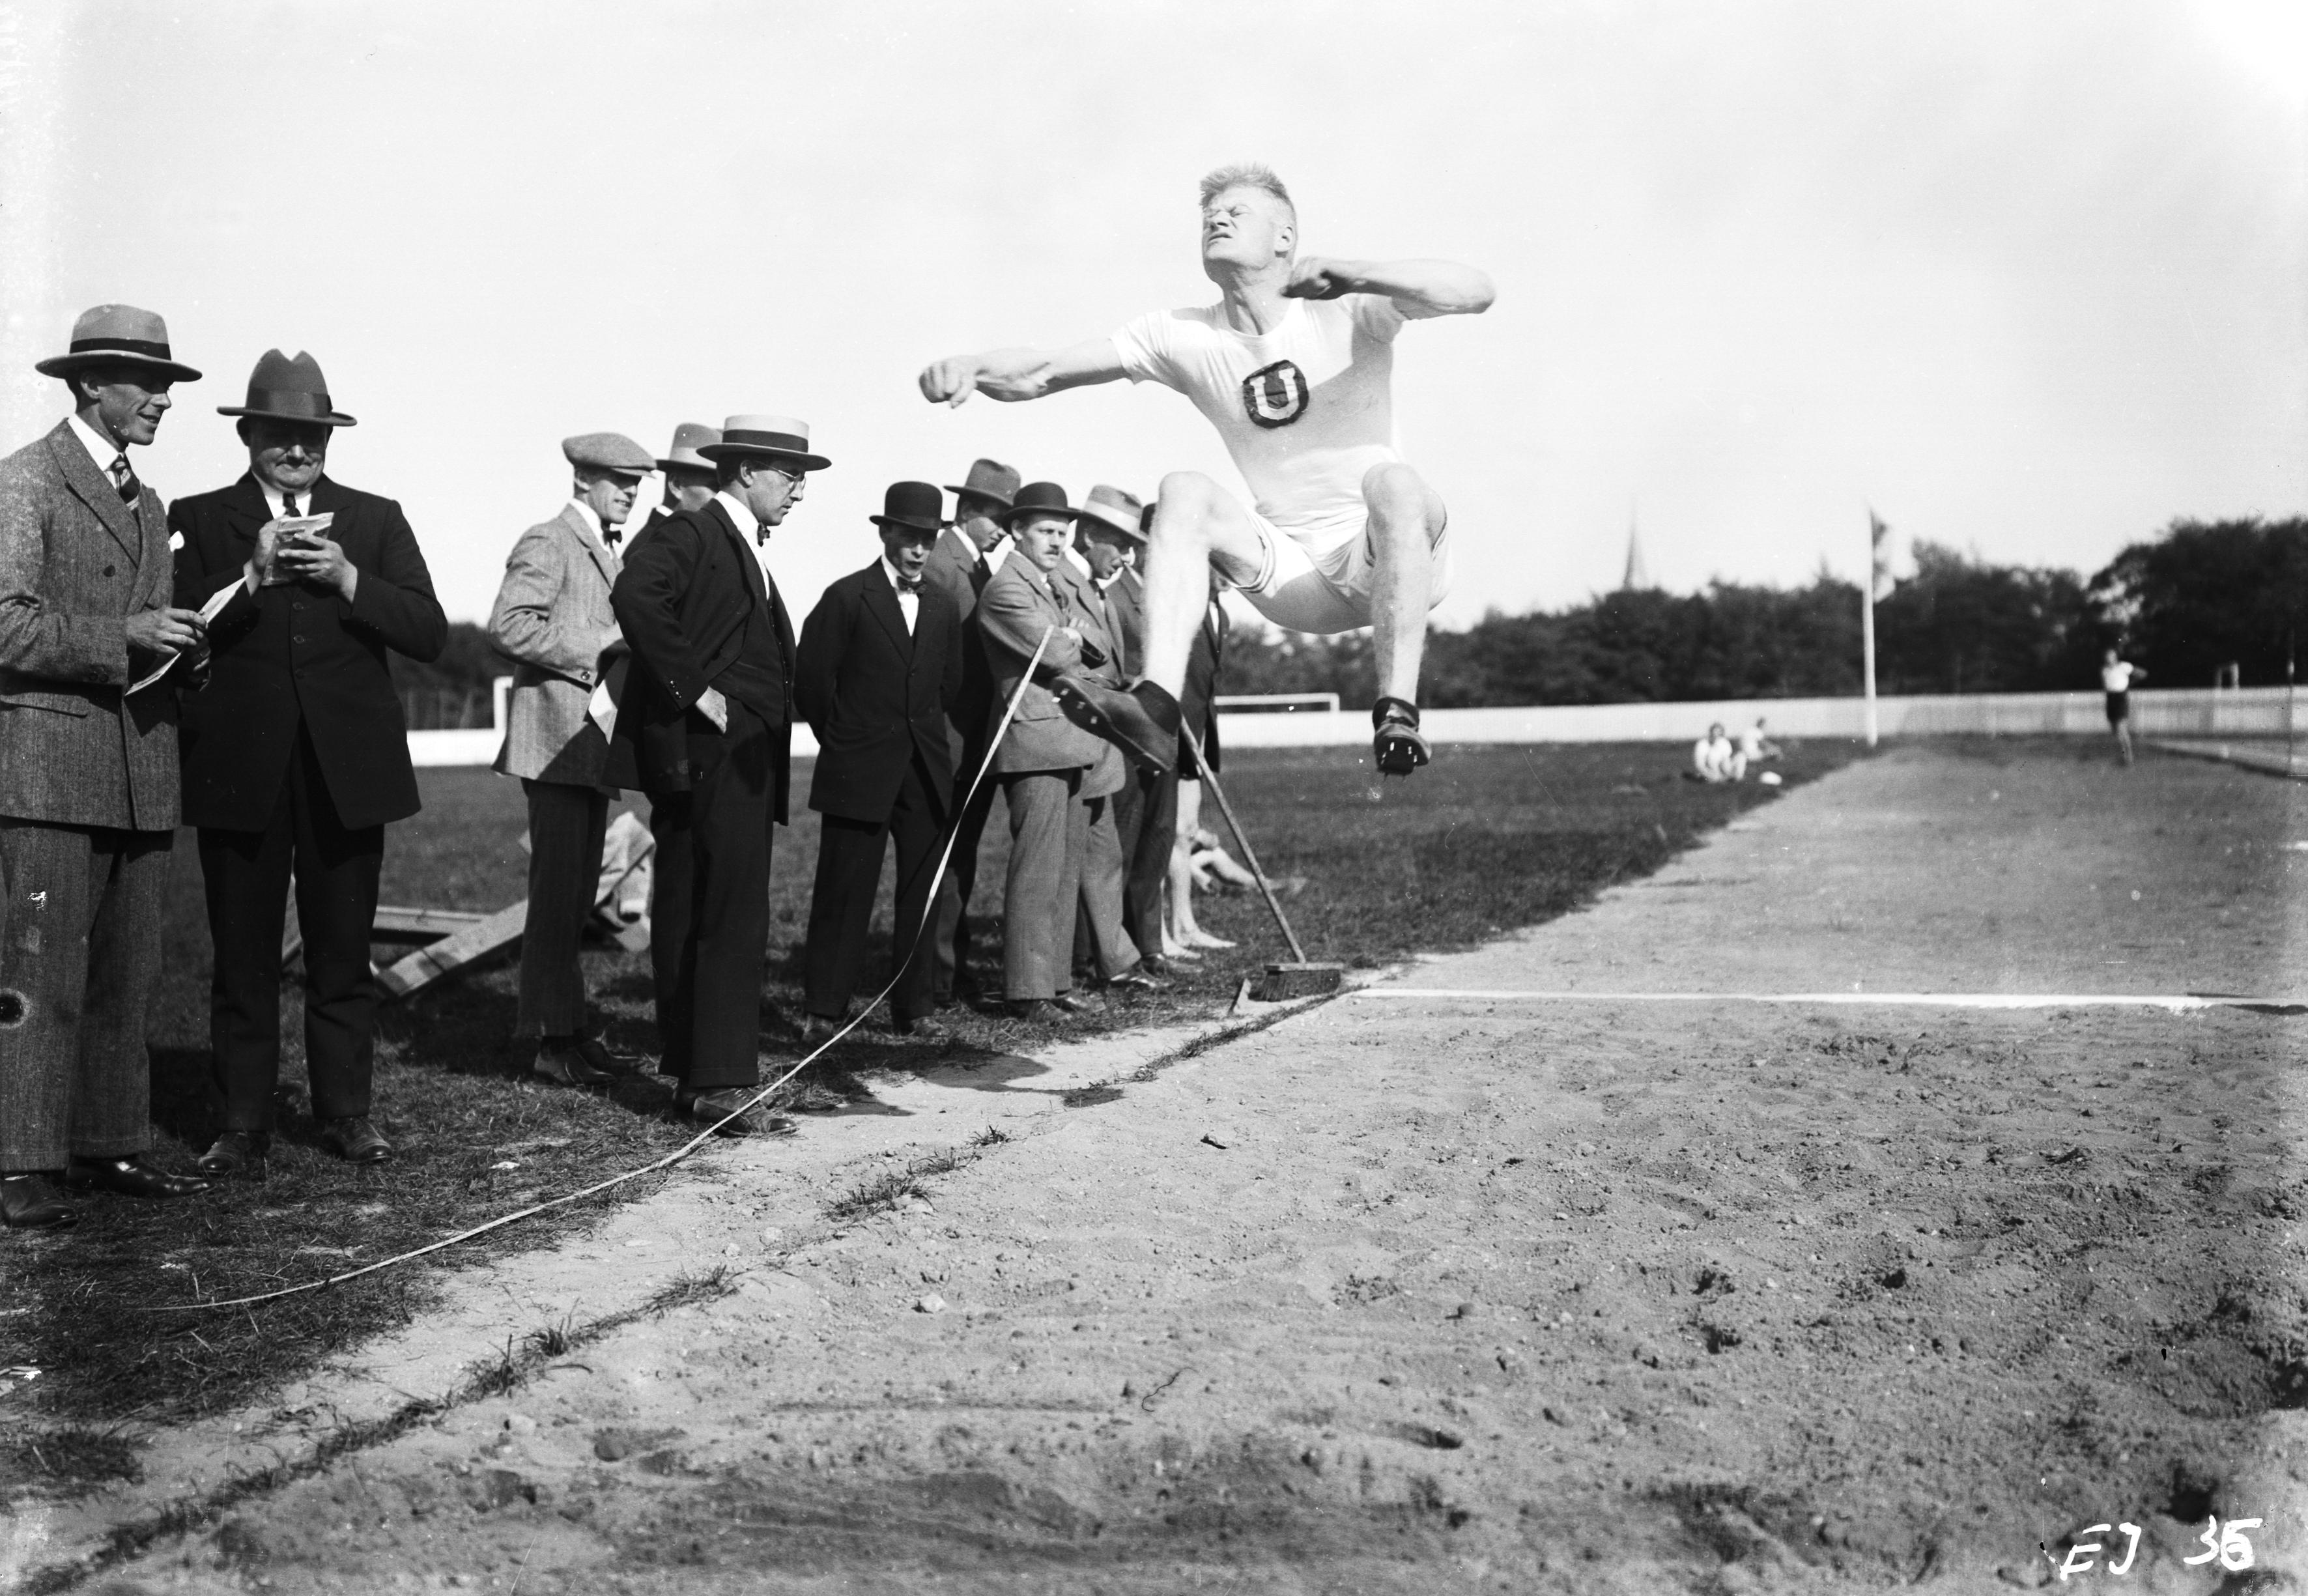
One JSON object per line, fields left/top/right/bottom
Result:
{"left": 2, "top": 0, "right": 2300, "bottom": 628}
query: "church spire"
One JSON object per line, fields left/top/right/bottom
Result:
{"left": 1620, "top": 503, "right": 1650, "bottom": 591}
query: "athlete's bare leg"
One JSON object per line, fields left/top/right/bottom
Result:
{"left": 1137, "top": 470, "right": 1268, "bottom": 700}
{"left": 1363, "top": 461, "right": 1449, "bottom": 705}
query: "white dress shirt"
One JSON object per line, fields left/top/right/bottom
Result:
{"left": 882, "top": 556, "right": 919, "bottom": 634}
{"left": 66, "top": 413, "right": 130, "bottom": 483}
{"left": 256, "top": 477, "right": 322, "bottom": 519}
{"left": 715, "top": 489, "right": 779, "bottom": 592}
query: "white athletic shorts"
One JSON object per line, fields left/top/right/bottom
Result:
{"left": 1232, "top": 505, "right": 1454, "bottom": 635}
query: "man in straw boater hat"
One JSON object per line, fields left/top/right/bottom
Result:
{"left": 793, "top": 482, "right": 965, "bottom": 1043}
{"left": 919, "top": 457, "right": 1018, "bottom": 1006}
{"left": 611, "top": 414, "right": 823, "bottom": 1135}
{"left": 171, "top": 349, "right": 448, "bottom": 1178}
{"left": 0, "top": 305, "right": 216, "bottom": 1229}
{"left": 489, "top": 431, "right": 655, "bottom": 1089}
{"left": 630, "top": 421, "right": 721, "bottom": 547}
{"left": 919, "top": 163, "right": 1493, "bottom": 779}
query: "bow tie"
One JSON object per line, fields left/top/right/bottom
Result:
{"left": 601, "top": 526, "right": 622, "bottom": 549}
{"left": 895, "top": 574, "right": 921, "bottom": 595}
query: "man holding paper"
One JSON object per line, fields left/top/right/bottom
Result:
{"left": 489, "top": 433, "right": 651, "bottom": 1087}
{"left": 169, "top": 350, "right": 446, "bottom": 1179}
{"left": 0, "top": 304, "right": 216, "bottom": 1230}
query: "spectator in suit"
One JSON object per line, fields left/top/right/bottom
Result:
{"left": 611, "top": 414, "right": 820, "bottom": 1135}
{"left": 489, "top": 432, "right": 654, "bottom": 1087}
{"left": 1071, "top": 485, "right": 1176, "bottom": 976}
{"left": 0, "top": 304, "right": 215, "bottom": 1229}
{"left": 631, "top": 422, "right": 719, "bottom": 548}
{"left": 976, "top": 483, "right": 1130, "bottom": 1019}
{"left": 920, "top": 457, "right": 1018, "bottom": 1005}
{"left": 793, "top": 482, "right": 965, "bottom": 1041}
{"left": 171, "top": 350, "right": 448, "bottom": 1178}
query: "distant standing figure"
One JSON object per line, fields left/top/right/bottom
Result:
{"left": 2101, "top": 648, "right": 2145, "bottom": 765}
{"left": 1688, "top": 722, "right": 1745, "bottom": 784}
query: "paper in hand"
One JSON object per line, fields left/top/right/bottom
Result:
{"left": 126, "top": 582, "right": 238, "bottom": 694}
{"left": 262, "top": 513, "right": 336, "bottom": 586}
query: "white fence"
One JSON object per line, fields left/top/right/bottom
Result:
{"left": 406, "top": 681, "right": 2300, "bottom": 767}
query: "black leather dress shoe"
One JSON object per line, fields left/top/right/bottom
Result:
{"left": 0, "top": 1173, "right": 79, "bottom": 1229}
{"left": 319, "top": 1117, "right": 393, "bottom": 1165}
{"left": 890, "top": 1014, "right": 957, "bottom": 1043}
{"left": 196, "top": 1132, "right": 270, "bottom": 1182}
{"left": 1105, "top": 967, "right": 1173, "bottom": 995}
{"left": 1049, "top": 990, "right": 1104, "bottom": 1016}
{"left": 1007, "top": 999, "right": 1067, "bottom": 1022}
{"left": 64, "top": 1154, "right": 212, "bottom": 1200}
{"left": 534, "top": 1038, "right": 616, "bottom": 1087}
{"left": 1139, "top": 955, "right": 1181, "bottom": 978}
{"left": 676, "top": 1087, "right": 798, "bottom": 1138}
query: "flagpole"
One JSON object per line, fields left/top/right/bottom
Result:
{"left": 1862, "top": 510, "right": 1881, "bottom": 748}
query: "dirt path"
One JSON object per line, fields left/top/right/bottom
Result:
{"left": 50, "top": 745, "right": 2308, "bottom": 1593}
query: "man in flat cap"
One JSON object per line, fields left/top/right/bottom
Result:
{"left": 171, "top": 350, "right": 447, "bottom": 1178}
{"left": 631, "top": 423, "right": 720, "bottom": 549}
{"left": 919, "top": 459, "right": 1017, "bottom": 1007}
{"left": 489, "top": 433, "right": 652, "bottom": 1087}
{"left": 0, "top": 305, "right": 214, "bottom": 1229}
{"left": 793, "top": 482, "right": 964, "bottom": 1040}
{"left": 612, "top": 414, "right": 823, "bottom": 1133}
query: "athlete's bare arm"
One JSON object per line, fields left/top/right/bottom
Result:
{"left": 1282, "top": 257, "right": 1496, "bottom": 319}
{"left": 918, "top": 337, "right": 1126, "bottom": 407}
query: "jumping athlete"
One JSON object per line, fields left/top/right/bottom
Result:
{"left": 917, "top": 164, "right": 1494, "bottom": 776}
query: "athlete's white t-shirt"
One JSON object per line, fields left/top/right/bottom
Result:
{"left": 1110, "top": 294, "right": 1407, "bottom": 558}
{"left": 2101, "top": 661, "right": 2137, "bottom": 692}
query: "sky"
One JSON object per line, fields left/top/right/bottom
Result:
{"left": 1, "top": 0, "right": 2300, "bottom": 629}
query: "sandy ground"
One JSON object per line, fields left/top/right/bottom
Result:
{"left": 30, "top": 743, "right": 2308, "bottom": 1594}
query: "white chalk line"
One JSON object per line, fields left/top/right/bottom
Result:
{"left": 1350, "top": 989, "right": 2306, "bottom": 1014}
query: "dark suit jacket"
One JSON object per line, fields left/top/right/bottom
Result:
{"left": 0, "top": 421, "right": 183, "bottom": 831}
{"left": 609, "top": 498, "right": 795, "bottom": 815}
{"left": 1092, "top": 567, "right": 1145, "bottom": 678}
{"left": 920, "top": 526, "right": 995, "bottom": 769}
{"left": 170, "top": 472, "right": 447, "bottom": 831}
{"left": 794, "top": 562, "right": 962, "bottom": 823}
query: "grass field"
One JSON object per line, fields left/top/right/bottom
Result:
{"left": 0, "top": 735, "right": 1863, "bottom": 1475}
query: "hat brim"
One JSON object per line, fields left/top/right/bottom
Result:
{"left": 697, "top": 441, "right": 831, "bottom": 472}
{"left": 36, "top": 350, "right": 203, "bottom": 383}
{"left": 945, "top": 483, "right": 1016, "bottom": 509}
{"left": 216, "top": 405, "right": 358, "bottom": 427}
{"left": 870, "top": 514, "right": 945, "bottom": 535}
{"left": 1002, "top": 504, "right": 1083, "bottom": 527}
{"left": 1075, "top": 505, "right": 1147, "bottom": 541}
{"left": 656, "top": 457, "right": 717, "bottom": 476}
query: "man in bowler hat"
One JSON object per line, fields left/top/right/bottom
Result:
{"left": 171, "top": 349, "right": 448, "bottom": 1177}
{"left": 0, "top": 305, "right": 215, "bottom": 1229}
{"left": 611, "top": 414, "right": 822, "bottom": 1134}
{"left": 793, "top": 483, "right": 964, "bottom": 1040}
{"left": 489, "top": 431, "right": 654, "bottom": 1086}
{"left": 919, "top": 458, "right": 1018, "bottom": 1004}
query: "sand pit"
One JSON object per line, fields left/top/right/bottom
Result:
{"left": 49, "top": 743, "right": 2308, "bottom": 1593}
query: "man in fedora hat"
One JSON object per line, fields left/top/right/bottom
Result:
{"left": 973, "top": 482, "right": 1136, "bottom": 1019}
{"left": 631, "top": 422, "right": 721, "bottom": 547}
{"left": 1070, "top": 485, "right": 1175, "bottom": 977}
{"left": 920, "top": 457, "right": 1018, "bottom": 1005}
{"left": 919, "top": 164, "right": 1492, "bottom": 779}
{"left": 0, "top": 304, "right": 215, "bottom": 1229}
{"left": 793, "top": 483, "right": 965, "bottom": 1042}
{"left": 611, "top": 414, "right": 824, "bottom": 1134}
{"left": 489, "top": 432, "right": 655, "bottom": 1088}
{"left": 171, "top": 349, "right": 448, "bottom": 1178}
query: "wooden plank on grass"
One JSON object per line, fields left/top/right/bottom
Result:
{"left": 375, "top": 900, "right": 530, "bottom": 1000}
{"left": 373, "top": 905, "right": 486, "bottom": 940}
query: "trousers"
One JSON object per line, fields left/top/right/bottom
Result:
{"left": 932, "top": 745, "right": 997, "bottom": 998}
{"left": 517, "top": 779, "right": 610, "bottom": 1038}
{"left": 999, "top": 767, "right": 1084, "bottom": 1001}
{"left": 0, "top": 819, "right": 171, "bottom": 1171}
{"left": 199, "top": 724, "right": 384, "bottom": 1130}
{"left": 802, "top": 752, "right": 944, "bottom": 1025}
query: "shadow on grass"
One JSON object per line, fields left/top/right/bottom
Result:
{"left": 0, "top": 737, "right": 1868, "bottom": 1486}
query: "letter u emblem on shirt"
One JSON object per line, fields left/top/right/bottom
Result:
{"left": 1241, "top": 359, "right": 1310, "bottom": 429}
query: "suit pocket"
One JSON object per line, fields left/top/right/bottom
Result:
{"left": 0, "top": 688, "right": 92, "bottom": 718}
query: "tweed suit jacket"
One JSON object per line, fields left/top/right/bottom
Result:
{"left": 920, "top": 526, "right": 995, "bottom": 770}
{"left": 171, "top": 473, "right": 447, "bottom": 831}
{"left": 794, "top": 562, "right": 963, "bottom": 823}
{"left": 0, "top": 421, "right": 183, "bottom": 832}
{"left": 1049, "top": 562, "right": 1128, "bottom": 798}
{"left": 975, "top": 556, "right": 1102, "bottom": 778}
{"left": 489, "top": 503, "right": 622, "bottom": 786}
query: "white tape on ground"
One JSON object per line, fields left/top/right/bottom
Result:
{"left": 1351, "top": 989, "right": 2307, "bottom": 1014}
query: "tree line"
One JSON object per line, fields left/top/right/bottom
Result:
{"left": 392, "top": 516, "right": 2306, "bottom": 725}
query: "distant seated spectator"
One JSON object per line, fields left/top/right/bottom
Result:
{"left": 1737, "top": 717, "right": 1782, "bottom": 763}
{"left": 1688, "top": 722, "right": 1746, "bottom": 783}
